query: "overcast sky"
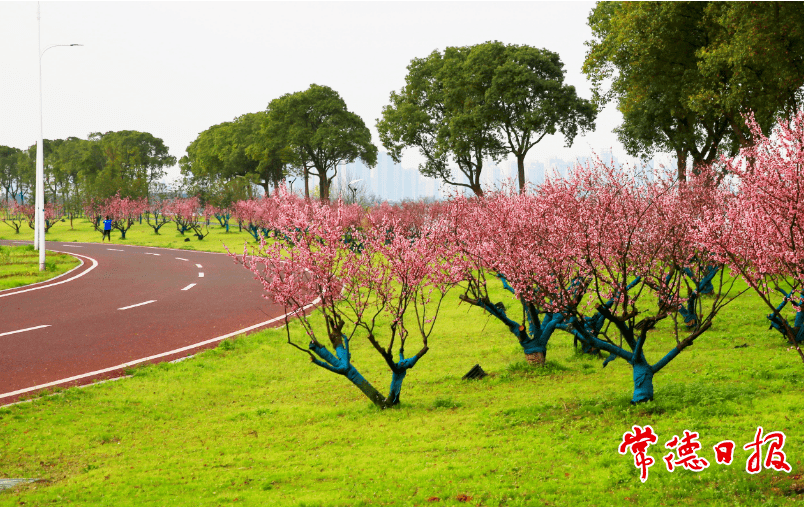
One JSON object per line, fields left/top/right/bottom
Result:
{"left": 1, "top": 1, "right": 647, "bottom": 182}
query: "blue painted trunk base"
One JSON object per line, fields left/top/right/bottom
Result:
{"left": 631, "top": 359, "right": 655, "bottom": 404}
{"left": 308, "top": 338, "right": 424, "bottom": 408}
{"left": 767, "top": 288, "right": 804, "bottom": 344}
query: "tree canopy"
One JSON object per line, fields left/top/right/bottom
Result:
{"left": 0, "top": 145, "right": 22, "bottom": 202}
{"left": 263, "top": 84, "right": 378, "bottom": 202}
{"left": 462, "top": 41, "right": 596, "bottom": 192}
{"left": 180, "top": 111, "right": 285, "bottom": 198}
{"left": 378, "top": 41, "right": 595, "bottom": 194}
{"left": 90, "top": 130, "right": 175, "bottom": 199}
{"left": 378, "top": 46, "right": 503, "bottom": 197}
{"left": 584, "top": 1, "right": 804, "bottom": 178}
{"left": 1, "top": 131, "right": 175, "bottom": 210}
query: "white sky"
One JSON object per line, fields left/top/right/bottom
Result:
{"left": 0, "top": 1, "right": 649, "bottom": 183}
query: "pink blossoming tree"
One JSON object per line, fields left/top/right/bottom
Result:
{"left": 167, "top": 197, "right": 209, "bottom": 239}
{"left": 21, "top": 203, "right": 63, "bottom": 233}
{"left": 1, "top": 201, "right": 27, "bottom": 234}
{"left": 103, "top": 193, "right": 148, "bottom": 239}
{"left": 229, "top": 189, "right": 466, "bottom": 408}
{"left": 702, "top": 111, "right": 804, "bottom": 363}
{"left": 145, "top": 199, "right": 172, "bottom": 234}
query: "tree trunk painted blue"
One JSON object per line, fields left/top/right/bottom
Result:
{"left": 114, "top": 219, "right": 134, "bottom": 240}
{"left": 558, "top": 277, "right": 641, "bottom": 355}
{"left": 308, "top": 336, "right": 425, "bottom": 408}
{"left": 631, "top": 354, "right": 655, "bottom": 403}
{"left": 387, "top": 369, "right": 408, "bottom": 406}
{"left": 683, "top": 266, "right": 716, "bottom": 294}
{"left": 461, "top": 274, "right": 567, "bottom": 364}
{"left": 387, "top": 352, "right": 424, "bottom": 405}
{"left": 245, "top": 224, "right": 260, "bottom": 241}
{"left": 309, "top": 339, "right": 385, "bottom": 406}
{"left": 214, "top": 213, "right": 230, "bottom": 232}
{"left": 767, "top": 288, "right": 804, "bottom": 344}
{"left": 678, "top": 267, "right": 720, "bottom": 327}
{"left": 570, "top": 319, "right": 658, "bottom": 404}
{"left": 571, "top": 304, "right": 709, "bottom": 403}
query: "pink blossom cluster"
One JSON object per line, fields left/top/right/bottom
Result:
{"left": 446, "top": 158, "right": 726, "bottom": 323}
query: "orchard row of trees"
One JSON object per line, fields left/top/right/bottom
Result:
{"left": 229, "top": 111, "right": 804, "bottom": 408}
{"left": 1, "top": 195, "right": 215, "bottom": 240}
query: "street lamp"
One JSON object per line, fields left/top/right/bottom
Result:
{"left": 347, "top": 179, "right": 362, "bottom": 203}
{"left": 35, "top": 2, "right": 82, "bottom": 271}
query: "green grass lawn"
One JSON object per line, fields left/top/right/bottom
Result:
{"left": 1, "top": 219, "right": 802, "bottom": 506}
{"left": 0, "top": 245, "right": 80, "bottom": 290}
{"left": 0, "top": 216, "right": 259, "bottom": 254}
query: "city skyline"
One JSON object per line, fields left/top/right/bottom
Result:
{"left": 321, "top": 149, "right": 668, "bottom": 203}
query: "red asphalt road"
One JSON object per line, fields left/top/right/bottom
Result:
{"left": 0, "top": 240, "right": 301, "bottom": 405}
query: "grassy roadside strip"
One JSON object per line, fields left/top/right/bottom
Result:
{"left": 0, "top": 218, "right": 258, "bottom": 254}
{"left": 0, "top": 245, "right": 81, "bottom": 291}
{"left": 1, "top": 220, "right": 802, "bottom": 505}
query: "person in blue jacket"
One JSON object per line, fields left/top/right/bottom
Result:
{"left": 102, "top": 216, "right": 113, "bottom": 242}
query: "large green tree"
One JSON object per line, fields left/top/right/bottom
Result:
{"left": 14, "top": 148, "right": 35, "bottom": 204}
{"left": 378, "top": 46, "right": 503, "bottom": 196}
{"left": 462, "top": 42, "right": 596, "bottom": 192}
{"left": 379, "top": 42, "right": 594, "bottom": 194}
{"left": 265, "top": 84, "right": 378, "bottom": 202}
{"left": 50, "top": 137, "right": 93, "bottom": 215}
{"left": 584, "top": 1, "right": 804, "bottom": 179}
{"left": 88, "top": 130, "right": 176, "bottom": 199}
{"left": 17, "top": 141, "right": 60, "bottom": 205}
{"left": 181, "top": 112, "right": 285, "bottom": 197}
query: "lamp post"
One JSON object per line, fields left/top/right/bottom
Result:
{"left": 347, "top": 179, "right": 362, "bottom": 204}
{"left": 35, "top": 2, "right": 82, "bottom": 271}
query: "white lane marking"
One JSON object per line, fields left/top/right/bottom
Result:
{"left": 107, "top": 248, "right": 124, "bottom": 251}
{"left": 0, "top": 295, "right": 322, "bottom": 402}
{"left": 60, "top": 244, "right": 82, "bottom": 247}
{"left": 198, "top": 272, "right": 204, "bottom": 277}
{"left": 0, "top": 325, "right": 51, "bottom": 338}
{"left": 181, "top": 283, "right": 196, "bottom": 291}
{"left": 0, "top": 252, "right": 97, "bottom": 298}
{"left": 175, "top": 257, "right": 188, "bottom": 261}
{"left": 195, "top": 263, "right": 203, "bottom": 268}
{"left": 118, "top": 300, "right": 156, "bottom": 311}
{"left": 144, "top": 252, "right": 161, "bottom": 256}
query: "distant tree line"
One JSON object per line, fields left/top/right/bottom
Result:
{"left": 5, "top": 3, "right": 803, "bottom": 207}
{"left": 0, "top": 130, "right": 175, "bottom": 212}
